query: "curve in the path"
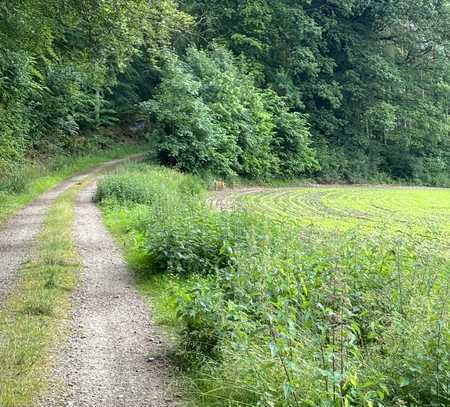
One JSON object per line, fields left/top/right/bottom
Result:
{"left": 42, "top": 181, "right": 179, "bottom": 407}
{"left": 0, "top": 156, "right": 142, "bottom": 306}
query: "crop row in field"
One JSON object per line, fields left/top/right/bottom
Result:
{"left": 217, "top": 186, "right": 450, "bottom": 255}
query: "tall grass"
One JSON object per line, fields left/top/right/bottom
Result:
{"left": 98, "top": 163, "right": 449, "bottom": 407}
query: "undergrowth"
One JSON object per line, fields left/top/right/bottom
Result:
{"left": 98, "top": 163, "right": 449, "bottom": 407}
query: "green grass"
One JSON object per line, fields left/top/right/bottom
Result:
{"left": 0, "top": 179, "right": 87, "bottom": 407}
{"left": 233, "top": 186, "right": 450, "bottom": 254}
{"left": 98, "top": 164, "right": 450, "bottom": 407}
{"left": 0, "top": 141, "right": 149, "bottom": 227}
{"left": 235, "top": 186, "right": 449, "bottom": 228}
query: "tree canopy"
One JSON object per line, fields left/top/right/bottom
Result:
{"left": 1, "top": 0, "right": 449, "bottom": 184}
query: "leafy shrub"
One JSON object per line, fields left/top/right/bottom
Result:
{"left": 141, "top": 46, "right": 317, "bottom": 179}
{"left": 97, "top": 163, "right": 267, "bottom": 276}
{"left": 0, "top": 49, "right": 34, "bottom": 182}
{"left": 176, "top": 277, "right": 227, "bottom": 356}
{"left": 412, "top": 155, "right": 450, "bottom": 187}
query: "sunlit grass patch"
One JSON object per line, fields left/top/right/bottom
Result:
{"left": 239, "top": 186, "right": 450, "bottom": 253}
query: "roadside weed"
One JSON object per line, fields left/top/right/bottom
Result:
{"left": 99, "top": 164, "right": 450, "bottom": 406}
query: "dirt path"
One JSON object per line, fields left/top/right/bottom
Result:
{"left": 40, "top": 181, "right": 179, "bottom": 407}
{"left": 0, "top": 158, "right": 134, "bottom": 306}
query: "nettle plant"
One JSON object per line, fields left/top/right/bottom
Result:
{"left": 176, "top": 231, "right": 449, "bottom": 406}
{"left": 96, "top": 164, "right": 449, "bottom": 406}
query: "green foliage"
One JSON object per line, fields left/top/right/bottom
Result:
{"left": 141, "top": 46, "right": 317, "bottom": 179}
{"left": 96, "top": 163, "right": 205, "bottom": 205}
{"left": 181, "top": 0, "right": 450, "bottom": 184}
{"left": 0, "top": 0, "right": 185, "bottom": 171}
{"left": 2, "top": 0, "right": 448, "bottom": 185}
{"left": 96, "top": 164, "right": 265, "bottom": 276}
{"left": 0, "top": 140, "right": 147, "bottom": 227}
{"left": 0, "top": 49, "right": 34, "bottom": 175}
{"left": 179, "top": 234, "right": 449, "bottom": 406}
{"left": 99, "top": 163, "right": 449, "bottom": 406}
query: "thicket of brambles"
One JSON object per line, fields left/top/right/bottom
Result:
{"left": 96, "top": 164, "right": 449, "bottom": 406}
{"left": 1, "top": 0, "right": 449, "bottom": 187}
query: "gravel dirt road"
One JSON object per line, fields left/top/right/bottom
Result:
{"left": 0, "top": 158, "right": 131, "bottom": 305}
{"left": 1, "top": 157, "right": 179, "bottom": 406}
{"left": 39, "top": 180, "right": 179, "bottom": 407}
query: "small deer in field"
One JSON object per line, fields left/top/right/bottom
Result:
{"left": 213, "top": 179, "right": 226, "bottom": 191}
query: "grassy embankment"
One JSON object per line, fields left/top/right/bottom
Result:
{"left": 98, "top": 162, "right": 449, "bottom": 407}
{"left": 0, "top": 140, "right": 148, "bottom": 227}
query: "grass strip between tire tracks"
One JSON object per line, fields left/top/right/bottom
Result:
{"left": 0, "top": 179, "right": 87, "bottom": 407}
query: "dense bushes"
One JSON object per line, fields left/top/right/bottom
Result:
{"left": 142, "top": 46, "right": 317, "bottom": 179}
{"left": 98, "top": 163, "right": 449, "bottom": 406}
{"left": 180, "top": 236, "right": 449, "bottom": 406}
{"left": 0, "top": 49, "right": 33, "bottom": 178}
{"left": 2, "top": 1, "right": 448, "bottom": 186}
{"left": 96, "top": 164, "right": 267, "bottom": 276}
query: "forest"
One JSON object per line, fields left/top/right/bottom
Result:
{"left": 1, "top": 0, "right": 449, "bottom": 187}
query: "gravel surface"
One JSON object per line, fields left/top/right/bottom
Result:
{"left": 40, "top": 181, "right": 180, "bottom": 407}
{"left": 0, "top": 158, "right": 128, "bottom": 306}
